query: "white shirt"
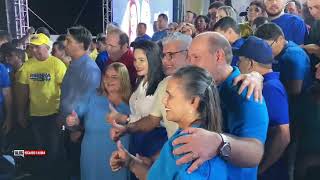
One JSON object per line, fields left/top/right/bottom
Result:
{"left": 129, "top": 80, "right": 155, "bottom": 123}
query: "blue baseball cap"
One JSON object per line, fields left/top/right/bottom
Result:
{"left": 232, "top": 36, "right": 274, "bottom": 64}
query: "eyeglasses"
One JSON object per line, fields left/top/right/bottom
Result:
{"left": 248, "top": 7, "right": 262, "bottom": 13}
{"left": 269, "top": 39, "right": 277, "bottom": 47}
{"left": 163, "top": 50, "right": 188, "bottom": 60}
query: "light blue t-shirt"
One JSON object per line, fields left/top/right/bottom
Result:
{"left": 151, "top": 30, "right": 168, "bottom": 42}
{"left": 59, "top": 54, "right": 101, "bottom": 120}
{"left": 219, "top": 67, "right": 269, "bottom": 180}
{"left": 148, "top": 128, "right": 228, "bottom": 180}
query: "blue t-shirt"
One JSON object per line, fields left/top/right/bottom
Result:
{"left": 134, "top": 34, "right": 151, "bottom": 43}
{"left": 273, "top": 41, "right": 312, "bottom": 92}
{"left": 95, "top": 51, "right": 109, "bottom": 72}
{"left": 231, "top": 38, "right": 246, "bottom": 66}
{"left": 219, "top": 67, "right": 269, "bottom": 180}
{"left": 259, "top": 72, "right": 289, "bottom": 180}
{"left": 0, "top": 63, "right": 11, "bottom": 105}
{"left": 271, "top": 13, "right": 308, "bottom": 45}
{"left": 151, "top": 30, "right": 168, "bottom": 42}
{"left": 263, "top": 72, "right": 289, "bottom": 127}
{"left": 59, "top": 54, "right": 101, "bottom": 120}
{"left": 148, "top": 128, "right": 228, "bottom": 180}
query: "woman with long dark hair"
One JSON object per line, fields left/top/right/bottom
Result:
{"left": 108, "top": 40, "right": 167, "bottom": 160}
{"left": 110, "top": 66, "right": 228, "bottom": 180}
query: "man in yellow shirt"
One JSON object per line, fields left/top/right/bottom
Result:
{"left": 17, "top": 33, "right": 67, "bottom": 179}
{"left": 89, "top": 38, "right": 98, "bottom": 60}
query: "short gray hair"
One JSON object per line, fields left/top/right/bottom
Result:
{"left": 162, "top": 32, "right": 192, "bottom": 50}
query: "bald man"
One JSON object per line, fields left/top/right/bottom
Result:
{"left": 303, "top": 0, "right": 320, "bottom": 61}
{"left": 173, "top": 32, "right": 269, "bottom": 180}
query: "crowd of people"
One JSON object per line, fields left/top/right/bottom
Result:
{"left": 0, "top": 0, "right": 319, "bottom": 179}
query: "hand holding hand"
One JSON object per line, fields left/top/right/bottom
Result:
{"left": 110, "top": 120, "right": 127, "bottom": 142}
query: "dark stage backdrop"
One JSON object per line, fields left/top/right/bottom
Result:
{"left": 29, "top": 0, "right": 103, "bottom": 35}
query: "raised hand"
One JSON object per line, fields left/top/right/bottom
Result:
{"left": 110, "top": 141, "right": 131, "bottom": 172}
{"left": 110, "top": 120, "right": 127, "bottom": 142}
{"left": 107, "top": 103, "right": 128, "bottom": 124}
{"left": 66, "top": 110, "right": 80, "bottom": 127}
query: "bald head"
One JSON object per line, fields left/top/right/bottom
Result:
{"left": 188, "top": 32, "right": 233, "bottom": 83}
{"left": 195, "top": 32, "right": 233, "bottom": 64}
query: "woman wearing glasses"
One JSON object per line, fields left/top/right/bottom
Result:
{"left": 240, "top": 1, "right": 267, "bottom": 38}
{"left": 247, "top": 1, "right": 267, "bottom": 26}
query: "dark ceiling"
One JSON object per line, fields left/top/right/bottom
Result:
{"left": 29, "top": 0, "right": 104, "bottom": 35}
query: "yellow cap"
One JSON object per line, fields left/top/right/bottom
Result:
{"left": 30, "top": 33, "right": 51, "bottom": 46}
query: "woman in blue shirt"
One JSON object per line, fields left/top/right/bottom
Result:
{"left": 110, "top": 66, "right": 228, "bottom": 180}
{"left": 66, "top": 62, "right": 131, "bottom": 180}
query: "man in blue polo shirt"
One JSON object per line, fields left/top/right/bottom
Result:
{"left": 173, "top": 32, "right": 269, "bottom": 180}
{"left": 235, "top": 36, "right": 290, "bottom": 180}
{"left": 152, "top": 14, "right": 168, "bottom": 42}
{"left": 264, "top": 0, "right": 308, "bottom": 45}
{"left": 213, "top": 16, "right": 246, "bottom": 66}
{"left": 255, "top": 23, "right": 312, "bottom": 96}
{"left": 134, "top": 23, "right": 151, "bottom": 43}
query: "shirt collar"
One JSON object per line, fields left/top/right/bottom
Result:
{"left": 275, "top": 41, "right": 290, "bottom": 59}
{"left": 263, "top": 72, "right": 280, "bottom": 83}
{"left": 220, "top": 66, "right": 241, "bottom": 89}
{"left": 121, "top": 50, "right": 132, "bottom": 60}
{"left": 70, "top": 54, "right": 89, "bottom": 67}
{"left": 232, "top": 38, "right": 245, "bottom": 48}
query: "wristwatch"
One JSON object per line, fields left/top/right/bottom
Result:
{"left": 218, "top": 133, "right": 231, "bottom": 160}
